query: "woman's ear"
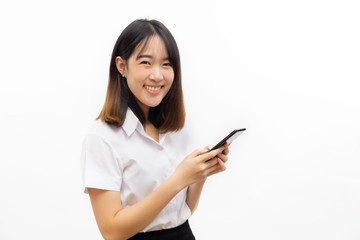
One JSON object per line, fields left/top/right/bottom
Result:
{"left": 115, "top": 56, "right": 126, "bottom": 77}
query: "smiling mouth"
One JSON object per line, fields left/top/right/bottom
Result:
{"left": 144, "top": 85, "right": 162, "bottom": 91}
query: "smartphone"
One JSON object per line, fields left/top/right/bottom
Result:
{"left": 210, "top": 128, "right": 246, "bottom": 151}
{"left": 205, "top": 129, "right": 246, "bottom": 162}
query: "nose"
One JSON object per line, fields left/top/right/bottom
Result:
{"left": 149, "top": 66, "right": 164, "bottom": 82}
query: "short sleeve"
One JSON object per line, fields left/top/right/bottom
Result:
{"left": 81, "top": 134, "right": 122, "bottom": 193}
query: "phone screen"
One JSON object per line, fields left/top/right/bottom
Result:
{"left": 209, "top": 128, "right": 246, "bottom": 151}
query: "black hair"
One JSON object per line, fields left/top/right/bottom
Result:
{"left": 98, "top": 19, "right": 185, "bottom": 132}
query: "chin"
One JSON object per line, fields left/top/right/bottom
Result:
{"left": 148, "top": 102, "right": 162, "bottom": 108}
{"left": 144, "top": 98, "right": 164, "bottom": 108}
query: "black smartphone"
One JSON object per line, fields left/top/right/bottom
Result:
{"left": 210, "top": 128, "right": 246, "bottom": 151}
{"left": 205, "top": 129, "right": 246, "bottom": 162}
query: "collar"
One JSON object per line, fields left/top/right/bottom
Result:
{"left": 122, "top": 108, "right": 142, "bottom": 137}
{"left": 122, "top": 108, "right": 167, "bottom": 146}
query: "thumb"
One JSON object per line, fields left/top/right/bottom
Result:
{"left": 191, "top": 148, "right": 208, "bottom": 157}
{"left": 204, "top": 145, "right": 214, "bottom": 152}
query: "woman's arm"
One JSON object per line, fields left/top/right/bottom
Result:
{"left": 88, "top": 147, "right": 225, "bottom": 240}
{"left": 186, "top": 143, "right": 230, "bottom": 214}
{"left": 186, "top": 180, "right": 206, "bottom": 213}
{"left": 89, "top": 174, "right": 183, "bottom": 240}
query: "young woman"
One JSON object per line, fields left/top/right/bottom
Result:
{"left": 81, "top": 19, "right": 230, "bottom": 240}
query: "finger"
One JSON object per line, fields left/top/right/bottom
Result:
{"left": 216, "top": 153, "right": 228, "bottom": 163}
{"left": 191, "top": 148, "right": 208, "bottom": 157}
{"left": 204, "top": 157, "right": 219, "bottom": 167}
{"left": 223, "top": 143, "right": 230, "bottom": 155}
{"left": 199, "top": 147, "right": 225, "bottom": 162}
{"left": 217, "top": 158, "right": 227, "bottom": 171}
{"left": 204, "top": 144, "right": 214, "bottom": 152}
{"left": 205, "top": 163, "right": 220, "bottom": 176}
{"left": 208, "top": 159, "right": 226, "bottom": 176}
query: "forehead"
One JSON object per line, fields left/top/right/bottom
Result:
{"left": 133, "top": 35, "right": 168, "bottom": 58}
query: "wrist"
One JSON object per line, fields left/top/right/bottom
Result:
{"left": 168, "top": 172, "right": 187, "bottom": 192}
{"left": 190, "top": 179, "right": 206, "bottom": 189}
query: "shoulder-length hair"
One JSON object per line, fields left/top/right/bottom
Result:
{"left": 97, "top": 19, "right": 185, "bottom": 133}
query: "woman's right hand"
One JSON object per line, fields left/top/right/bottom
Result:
{"left": 172, "top": 146, "right": 226, "bottom": 188}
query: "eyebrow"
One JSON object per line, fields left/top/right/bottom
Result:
{"left": 136, "top": 54, "right": 170, "bottom": 61}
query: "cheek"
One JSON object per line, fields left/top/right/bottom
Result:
{"left": 128, "top": 71, "right": 146, "bottom": 88}
{"left": 130, "top": 64, "right": 147, "bottom": 78}
{"left": 126, "top": 76, "right": 143, "bottom": 94}
{"left": 165, "top": 71, "right": 175, "bottom": 85}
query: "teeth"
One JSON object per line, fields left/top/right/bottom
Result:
{"left": 145, "top": 86, "right": 161, "bottom": 91}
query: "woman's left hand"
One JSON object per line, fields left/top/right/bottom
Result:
{"left": 206, "top": 142, "right": 230, "bottom": 176}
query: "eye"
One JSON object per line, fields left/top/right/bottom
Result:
{"left": 140, "top": 61, "right": 150, "bottom": 65}
{"left": 163, "top": 62, "right": 172, "bottom": 67}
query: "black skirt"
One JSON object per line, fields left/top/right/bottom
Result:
{"left": 128, "top": 220, "right": 195, "bottom": 240}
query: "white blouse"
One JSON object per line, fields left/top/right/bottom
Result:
{"left": 81, "top": 108, "right": 191, "bottom": 232}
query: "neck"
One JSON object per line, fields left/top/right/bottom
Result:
{"left": 144, "top": 121, "right": 159, "bottom": 142}
{"left": 136, "top": 101, "right": 150, "bottom": 122}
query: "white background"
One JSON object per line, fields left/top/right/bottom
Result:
{"left": 1, "top": 0, "right": 360, "bottom": 239}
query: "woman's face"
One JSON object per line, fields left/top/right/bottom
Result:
{"left": 119, "top": 35, "right": 174, "bottom": 114}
